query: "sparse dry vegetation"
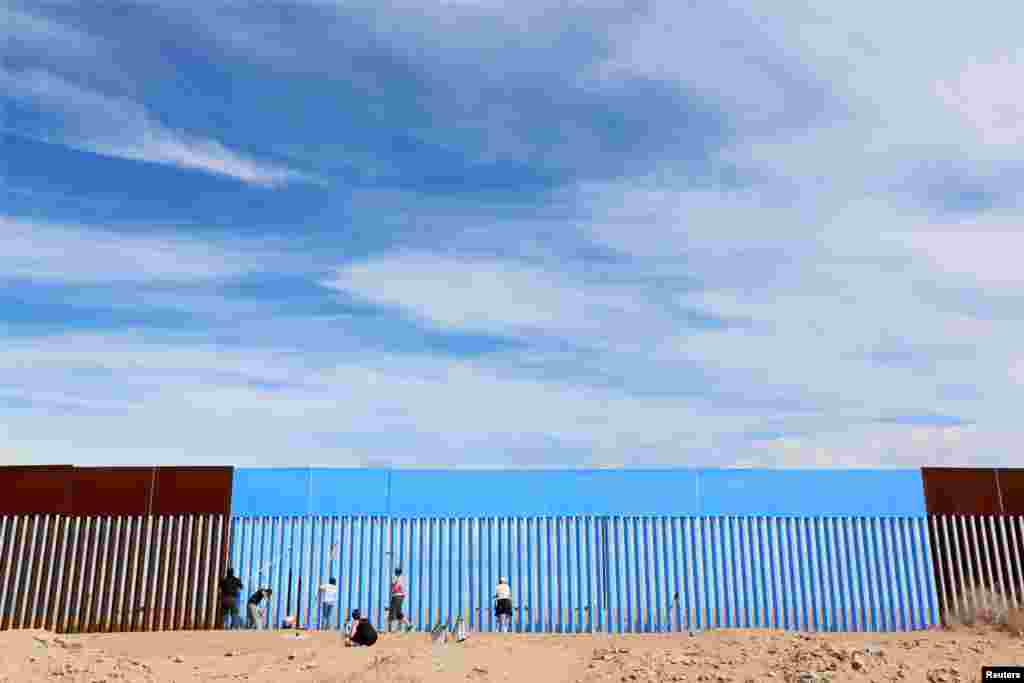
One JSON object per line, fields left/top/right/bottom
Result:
{"left": 944, "top": 585, "right": 1024, "bottom": 636}
{"left": 1006, "top": 605, "right": 1024, "bottom": 636}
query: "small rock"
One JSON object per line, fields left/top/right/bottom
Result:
{"left": 171, "top": 656, "right": 185, "bottom": 663}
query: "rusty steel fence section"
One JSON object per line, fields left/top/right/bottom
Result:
{"left": 0, "top": 514, "right": 230, "bottom": 632}
{"left": 228, "top": 515, "right": 943, "bottom": 633}
{"left": 929, "top": 515, "right": 1024, "bottom": 624}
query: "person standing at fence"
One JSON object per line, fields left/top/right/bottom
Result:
{"left": 246, "top": 588, "right": 272, "bottom": 629}
{"left": 318, "top": 577, "right": 338, "bottom": 630}
{"left": 494, "top": 577, "right": 513, "bottom": 633}
{"left": 219, "top": 568, "right": 244, "bottom": 629}
{"left": 388, "top": 568, "right": 414, "bottom": 633}
{"left": 346, "top": 609, "right": 378, "bottom": 647}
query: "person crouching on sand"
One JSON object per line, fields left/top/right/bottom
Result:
{"left": 246, "top": 588, "right": 272, "bottom": 629}
{"left": 346, "top": 609, "right": 378, "bottom": 647}
{"left": 494, "top": 577, "right": 513, "bottom": 633}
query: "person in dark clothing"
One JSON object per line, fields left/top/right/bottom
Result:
{"left": 219, "top": 568, "right": 244, "bottom": 629}
{"left": 247, "top": 588, "right": 272, "bottom": 629}
{"left": 346, "top": 609, "right": 378, "bottom": 647}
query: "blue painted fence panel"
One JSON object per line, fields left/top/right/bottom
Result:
{"left": 231, "top": 469, "right": 927, "bottom": 517}
{"left": 227, "top": 515, "right": 940, "bottom": 633}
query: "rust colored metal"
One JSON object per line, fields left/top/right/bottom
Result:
{"left": 0, "top": 466, "right": 73, "bottom": 514}
{"left": 194, "top": 517, "right": 209, "bottom": 630}
{"left": 1, "top": 466, "right": 235, "bottom": 516}
{"left": 87, "top": 518, "right": 107, "bottom": 632}
{"left": 211, "top": 517, "right": 231, "bottom": 630}
{"left": 121, "top": 517, "right": 139, "bottom": 632}
{"left": 922, "top": 468, "right": 1001, "bottom": 515}
{"left": 107, "top": 518, "right": 127, "bottom": 632}
{"left": 146, "top": 516, "right": 165, "bottom": 632}
{"left": 3, "top": 517, "right": 28, "bottom": 630}
{"left": 100, "top": 517, "right": 121, "bottom": 632}
{"left": 153, "top": 467, "right": 233, "bottom": 516}
{"left": 206, "top": 516, "right": 226, "bottom": 629}
{"left": 81, "top": 518, "right": 102, "bottom": 632}
{"left": 2, "top": 514, "right": 227, "bottom": 633}
{"left": 166, "top": 517, "right": 183, "bottom": 631}
{"left": 129, "top": 517, "right": 151, "bottom": 632}
{"left": 153, "top": 516, "right": 171, "bottom": 631}
{"left": 71, "top": 469, "right": 153, "bottom": 516}
{"left": 55, "top": 517, "right": 81, "bottom": 633}
{"left": 186, "top": 516, "right": 202, "bottom": 628}
{"left": 930, "top": 514, "right": 1024, "bottom": 625}
{"left": 11, "top": 516, "right": 36, "bottom": 628}
{"left": 43, "top": 516, "right": 68, "bottom": 630}
{"left": 997, "top": 469, "right": 1024, "bottom": 515}
{"left": 28, "top": 515, "right": 55, "bottom": 628}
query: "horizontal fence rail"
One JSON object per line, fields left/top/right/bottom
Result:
{"left": 227, "top": 515, "right": 944, "bottom": 634}
{"left": 0, "top": 514, "right": 230, "bottom": 633}
{"left": 928, "top": 515, "right": 1024, "bottom": 624}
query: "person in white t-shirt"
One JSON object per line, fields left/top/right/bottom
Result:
{"left": 318, "top": 577, "right": 338, "bottom": 630}
{"left": 494, "top": 578, "right": 513, "bottom": 633}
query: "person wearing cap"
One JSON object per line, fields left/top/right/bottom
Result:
{"left": 346, "top": 609, "right": 378, "bottom": 647}
{"left": 388, "top": 568, "right": 414, "bottom": 633}
{"left": 494, "top": 578, "right": 513, "bottom": 633}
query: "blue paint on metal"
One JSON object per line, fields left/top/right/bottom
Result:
{"left": 917, "top": 518, "right": 939, "bottom": 628}
{"left": 219, "top": 514, "right": 947, "bottom": 635}
{"left": 671, "top": 517, "right": 682, "bottom": 631}
{"left": 697, "top": 469, "right": 927, "bottom": 517}
{"left": 231, "top": 468, "right": 928, "bottom": 518}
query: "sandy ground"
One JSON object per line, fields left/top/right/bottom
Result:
{"left": 2, "top": 626, "right": 1023, "bottom": 683}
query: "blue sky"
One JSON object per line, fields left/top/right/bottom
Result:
{"left": 3, "top": 1, "right": 1023, "bottom": 467}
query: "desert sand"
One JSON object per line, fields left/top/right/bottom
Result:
{"left": 2, "top": 626, "right": 1022, "bottom": 683}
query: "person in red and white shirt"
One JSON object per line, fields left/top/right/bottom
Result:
{"left": 388, "top": 568, "right": 414, "bottom": 632}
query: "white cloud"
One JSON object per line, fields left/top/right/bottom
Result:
{"left": 1, "top": 7, "right": 100, "bottom": 57}
{"left": 746, "top": 423, "right": 1014, "bottom": 469}
{"left": 323, "top": 253, "right": 674, "bottom": 349}
{"left": 888, "top": 224, "right": 1024, "bottom": 287}
{"left": 1, "top": 216, "right": 265, "bottom": 283}
{"left": 1, "top": 68, "right": 318, "bottom": 187}
{"left": 0, "top": 332, "right": 762, "bottom": 466}
{"left": 935, "top": 53, "right": 1024, "bottom": 148}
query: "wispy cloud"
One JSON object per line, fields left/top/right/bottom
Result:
{"left": 935, "top": 54, "right": 1024, "bottom": 148}
{"left": 323, "top": 253, "right": 675, "bottom": 347}
{"left": 1, "top": 68, "right": 318, "bottom": 187}
{"left": 1, "top": 216, "right": 273, "bottom": 283}
{"left": 1, "top": 6, "right": 100, "bottom": 58}
{"left": 0, "top": 331, "right": 756, "bottom": 466}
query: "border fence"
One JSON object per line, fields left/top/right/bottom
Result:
{"left": 3, "top": 514, "right": 1021, "bottom": 634}
{"left": 228, "top": 515, "right": 943, "bottom": 634}
{"left": 0, "top": 514, "right": 999, "bottom": 634}
{"left": 928, "top": 514, "right": 1024, "bottom": 622}
{"left": 0, "top": 514, "right": 230, "bottom": 633}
